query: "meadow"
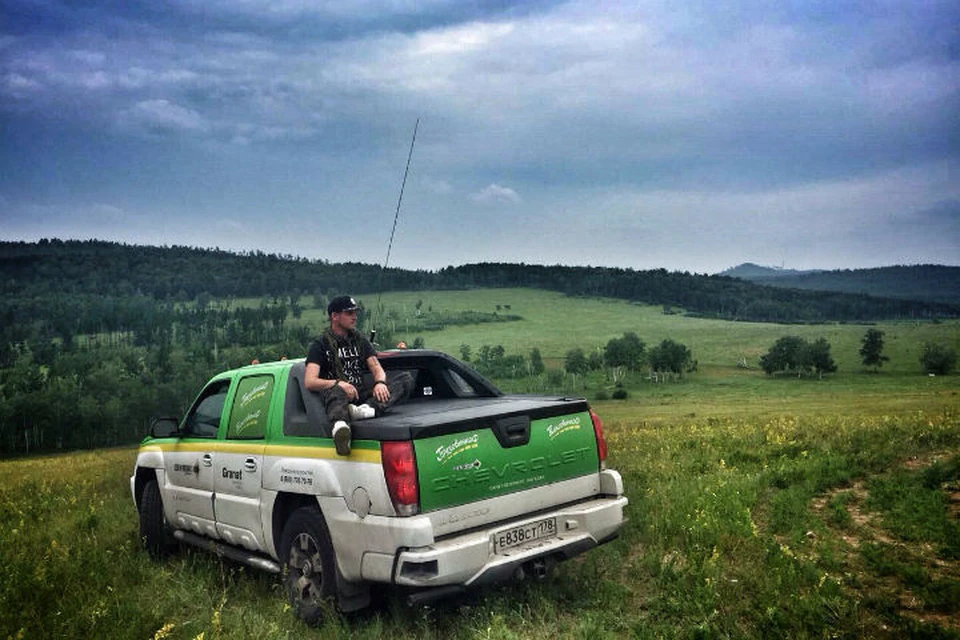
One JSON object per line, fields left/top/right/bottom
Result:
{"left": 2, "top": 289, "right": 958, "bottom": 639}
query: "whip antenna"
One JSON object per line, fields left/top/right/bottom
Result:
{"left": 373, "top": 117, "right": 419, "bottom": 344}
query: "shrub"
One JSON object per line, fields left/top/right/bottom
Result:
{"left": 648, "top": 338, "right": 693, "bottom": 375}
{"left": 920, "top": 343, "right": 957, "bottom": 375}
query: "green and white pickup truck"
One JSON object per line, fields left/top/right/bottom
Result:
{"left": 131, "top": 350, "right": 627, "bottom": 623}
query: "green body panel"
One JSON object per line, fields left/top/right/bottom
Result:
{"left": 415, "top": 411, "right": 599, "bottom": 512}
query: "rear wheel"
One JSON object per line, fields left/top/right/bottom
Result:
{"left": 279, "top": 506, "right": 338, "bottom": 625}
{"left": 139, "top": 478, "right": 176, "bottom": 558}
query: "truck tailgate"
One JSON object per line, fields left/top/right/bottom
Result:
{"left": 404, "top": 399, "right": 599, "bottom": 512}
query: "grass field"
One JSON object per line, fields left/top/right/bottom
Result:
{"left": 2, "top": 290, "right": 959, "bottom": 639}
{"left": 299, "top": 288, "right": 959, "bottom": 373}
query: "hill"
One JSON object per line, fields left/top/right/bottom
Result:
{"left": 2, "top": 241, "right": 958, "bottom": 339}
{"left": 720, "top": 263, "right": 960, "bottom": 305}
{"left": 718, "top": 263, "right": 822, "bottom": 279}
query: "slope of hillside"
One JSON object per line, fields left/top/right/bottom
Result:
{"left": 721, "top": 263, "right": 960, "bottom": 305}
{"left": 3, "top": 240, "right": 959, "bottom": 325}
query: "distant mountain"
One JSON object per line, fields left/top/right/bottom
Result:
{"left": 719, "top": 263, "right": 960, "bottom": 306}
{"left": 719, "top": 263, "right": 822, "bottom": 279}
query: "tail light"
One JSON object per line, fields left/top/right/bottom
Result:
{"left": 381, "top": 441, "right": 419, "bottom": 516}
{"left": 589, "top": 409, "right": 608, "bottom": 469}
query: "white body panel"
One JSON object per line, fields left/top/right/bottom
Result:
{"left": 162, "top": 444, "right": 217, "bottom": 538}
{"left": 214, "top": 447, "right": 266, "bottom": 550}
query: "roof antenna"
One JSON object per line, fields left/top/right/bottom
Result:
{"left": 372, "top": 118, "right": 419, "bottom": 347}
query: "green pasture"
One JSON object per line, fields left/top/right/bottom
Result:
{"left": 294, "top": 288, "right": 960, "bottom": 423}
{"left": 296, "top": 288, "right": 959, "bottom": 373}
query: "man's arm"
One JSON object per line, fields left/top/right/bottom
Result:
{"left": 366, "top": 356, "right": 390, "bottom": 403}
{"left": 305, "top": 362, "right": 358, "bottom": 400}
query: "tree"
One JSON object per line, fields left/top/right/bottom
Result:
{"left": 565, "top": 348, "right": 588, "bottom": 375}
{"left": 648, "top": 338, "right": 693, "bottom": 374}
{"left": 920, "top": 343, "right": 957, "bottom": 375}
{"left": 804, "top": 337, "right": 837, "bottom": 379}
{"left": 760, "top": 336, "right": 836, "bottom": 378}
{"left": 459, "top": 344, "right": 471, "bottom": 362}
{"left": 759, "top": 336, "right": 807, "bottom": 375}
{"left": 859, "top": 328, "right": 889, "bottom": 372}
{"left": 587, "top": 350, "right": 604, "bottom": 371}
{"left": 529, "top": 348, "right": 545, "bottom": 375}
{"left": 604, "top": 332, "right": 646, "bottom": 371}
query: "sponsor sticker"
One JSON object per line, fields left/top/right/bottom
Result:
{"left": 279, "top": 467, "right": 314, "bottom": 487}
{"left": 435, "top": 433, "right": 479, "bottom": 465}
{"left": 546, "top": 415, "right": 581, "bottom": 440}
{"left": 240, "top": 380, "right": 270, "bottom": 407}
{"left": 234, "top": 410, "right": 261, "bottom": 435}
{"left": 452, "top": 459, "right": 482, "bottom": 472}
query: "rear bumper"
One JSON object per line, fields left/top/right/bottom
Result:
{"left": 387, "top": 493, "right": 628, "bottom": 588}
{"left": 321, "top": 469, "right": 627, "bottom": 586}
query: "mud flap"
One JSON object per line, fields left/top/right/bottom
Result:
{"left": 336, "top": 566, "right": 371, "bottom": 612}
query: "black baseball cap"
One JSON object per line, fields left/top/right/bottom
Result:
{"left": 328, "top": 296, "right": 359, "bottom": 315}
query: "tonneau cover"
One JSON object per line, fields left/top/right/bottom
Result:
{"left": 352, "top": 396, "right": 591, "bottom": 441}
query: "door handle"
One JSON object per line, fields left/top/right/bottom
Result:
{"left": 244, "top": 458, "right": 258, "bottom": 473}
{"left": 201, "top": 454, "right": 213, "bottom": 467}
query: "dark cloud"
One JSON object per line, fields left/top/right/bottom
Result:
{"left": 1, "top": 0, "right": 957, "bottom": 272}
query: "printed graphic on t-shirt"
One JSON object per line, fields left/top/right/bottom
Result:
{"left": 334, "top": 342, "right": 365, "bottom": 386}
{"left": 309, "top": 332, "right": 373, "bottom": 388}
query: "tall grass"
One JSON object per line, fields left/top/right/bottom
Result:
{"left": 2, "top": 399, "right": 958, "bottom": 638}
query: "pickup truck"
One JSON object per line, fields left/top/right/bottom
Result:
{"left": 131, "top": 349, "right": 627, "bottom": 624}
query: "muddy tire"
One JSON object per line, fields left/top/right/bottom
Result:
{"left": 139, "top": 479, "right": 176, "bottom": 559}
{"left": 279, "top": 506, "right": 338, "bottom": 625}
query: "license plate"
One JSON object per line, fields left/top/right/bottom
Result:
{"left": 494, "top": 517, "right": 557, "bottom": 554}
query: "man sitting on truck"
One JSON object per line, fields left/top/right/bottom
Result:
{"left": 304, "top": 295, "right": 412, "bottom": 456}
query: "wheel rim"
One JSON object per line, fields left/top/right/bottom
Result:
{"left": 288, "top": 532, "right": 324, "bottom": 604}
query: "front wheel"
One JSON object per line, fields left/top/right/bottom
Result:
{"left": 279, "top": 506, "right": 338, "bottom": 625}
{"left": 139, "top": 478, "right": 176, "bottom": 559}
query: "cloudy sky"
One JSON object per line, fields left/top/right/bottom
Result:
{"left": 2, "top": 0, "right": 958, "bottom": 274}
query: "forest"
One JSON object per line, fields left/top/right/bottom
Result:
{"left": 724, "top": 263, "right": 960, "bottom": 305}
{"left": 1, "top": 239, "right": 958, "bottom": 457}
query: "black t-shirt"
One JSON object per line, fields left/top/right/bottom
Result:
{"left": 306, "top": 330, "right": 376, "bottom": 387}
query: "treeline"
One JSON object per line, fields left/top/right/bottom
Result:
{"left": 0, "top": 296, "right": 317, "bottom": 455}
{"left": 731, "top": 264, "right": 960, "bottom": 306}
{"left": 1, "top": 239, "right": 433, "bottom": 300}
{"left": 4, "top": 240, "right": 958, "bottom": 329}
{"left": 437, "top": 263, "right": 960, "bottom": 322}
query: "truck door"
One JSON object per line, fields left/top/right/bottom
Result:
{"left": 213, "top": 373, "right": 272, "bottom": 551}
{"left": 163, "top": 378, "right": 230, "bottom": 539}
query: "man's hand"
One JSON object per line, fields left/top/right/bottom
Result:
{"left": 372, "top": 381, "right": 390, "bottom": 404}
{"left": 339, "top": 381, "right": 359, "bottom": 401}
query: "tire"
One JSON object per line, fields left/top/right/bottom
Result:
{"left": 139, "top": 479, "right": 176, "bottom": 559}
{"left": 279, "top": 506, "right": 338, "bottom": 625}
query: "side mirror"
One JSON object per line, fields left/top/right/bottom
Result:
{"left": 150, "top": 416, "right": 180, "bottom": 438}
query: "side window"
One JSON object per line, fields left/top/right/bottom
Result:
{"left": 182, "top": 379, "right": 231, "bottom": 438}
{"left": 227, "top": 375, "right": 273, "bottom": 440}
